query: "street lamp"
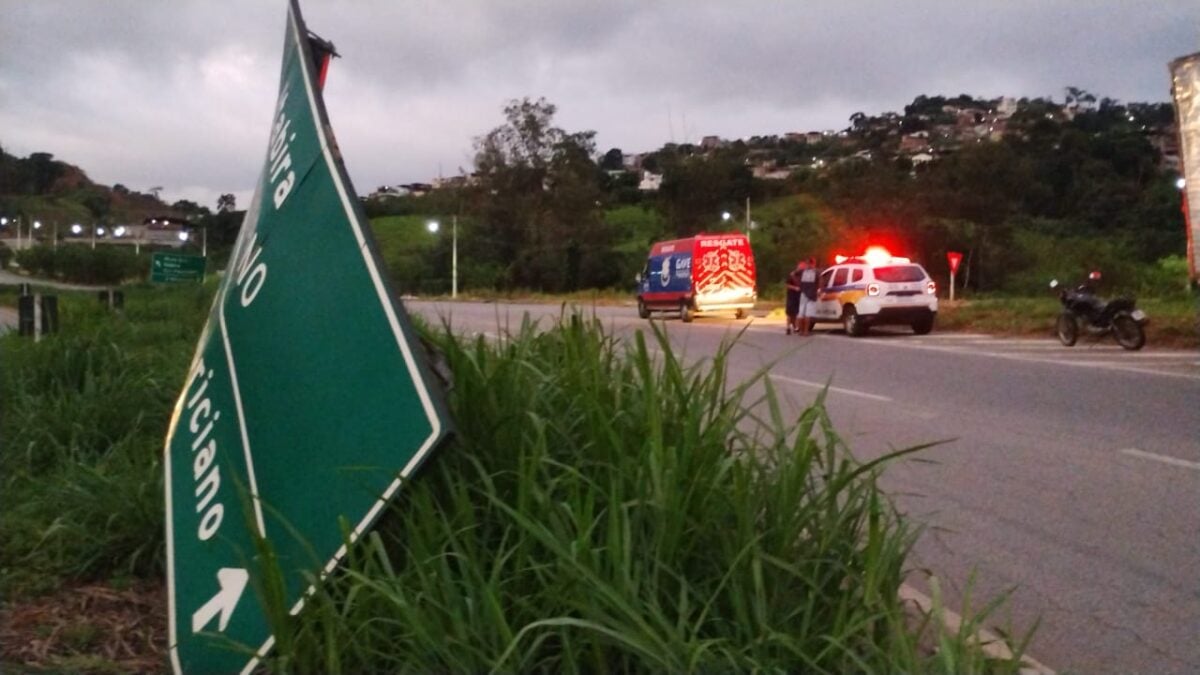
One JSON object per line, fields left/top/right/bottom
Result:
{"left": 426, "top": 218, "right": 458, "bottom": 298}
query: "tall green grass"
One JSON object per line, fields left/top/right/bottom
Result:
{"left": 2, "top": 288, "right": 1034, "bottom": 671}
{"left": 0, "top": 282, "right": 214, "bottom": 595}
{"left": 249, "top": 315, "right": 1031, "bottom": 673}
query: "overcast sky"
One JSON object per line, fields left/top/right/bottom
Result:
{"left": 2, "top": 1, "right": 1197, "bottom": 210}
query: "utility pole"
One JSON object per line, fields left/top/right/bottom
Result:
{"left": 451, "top": 214, "right": 458, "bottom": 299}
{"left": 745, "top": 196, "right": 752, "bottom": 243}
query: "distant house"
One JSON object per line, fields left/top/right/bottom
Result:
{"left": 369, "top": 185, "right": 410, "bottom": 199}
{"left": 432, "top": 174, "right": 477, "bottom": 190}
{"left": 910, "top": 152, "right": 935, "bottom": 166}
{"left": 1149, "top": 133, "right": 1181, "bottom": 171}
{"left": 638, "top": 171, "right": 663, "bottom": 191}
{"left": 899, "top": 133, "right": 931, "bottom": 154}
{"left": 400, "top": 182, "right": 433, "bottom": 196}
{"left": 623, "top": 153, "right": 644, "bottom": 171}
{"left": 754, "top": 166, "right": 792, "bottom": 180}
{"left": 785, "top": 132, "right": 808, "bottom": 143}
{"left": 700, "top": 135, "right": 723, "bottom": 150}
{"left": 995, "top": 97, "right": 1018, "bottom": 118}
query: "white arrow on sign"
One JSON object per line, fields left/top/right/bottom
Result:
{"left": 191, "top": 567, "right": 249, "bottom": 633}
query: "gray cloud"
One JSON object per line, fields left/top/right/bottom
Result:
{"left": 2, "top": 0, "right": 1197, "bottom": 208}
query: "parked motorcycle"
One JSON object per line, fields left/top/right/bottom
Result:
{"left": 1049, "top": 278, "right": 1147, "bottom": 350}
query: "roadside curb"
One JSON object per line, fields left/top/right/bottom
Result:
{"left": 899, "top": 583, "right": 1055, "bottom": 674}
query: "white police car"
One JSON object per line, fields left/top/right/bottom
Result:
{"left": 809, "top": 247, "right": 938, "bottom": 336}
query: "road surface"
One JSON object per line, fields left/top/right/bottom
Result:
{"left": 405, "top": 299, "right": 1200, "bottom": 674}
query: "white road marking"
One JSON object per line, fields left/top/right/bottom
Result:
{"left": 1119, "top": 448, "right": 1200, "bottom": 471}
{"left": 849, "top": 339, "right": 1200, "bottom": 381}
{"left": 769, "top": 374, "right": 893, "bottom": 402}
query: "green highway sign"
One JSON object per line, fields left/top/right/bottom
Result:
{"left": 151, "top": 252, "right": 206, "bottom": 283}
{"left": 162, "top": 2, "right": 451, "bottom": 673}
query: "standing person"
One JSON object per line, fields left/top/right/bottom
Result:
{"left": 797, "top": 257, "right": 820, "bottom": 336}
{"left": 784, "top": 260, "right": 803, "bottom": 335}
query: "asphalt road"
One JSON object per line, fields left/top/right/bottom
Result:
{"left": 405, "top": 299, "right": 1200, "bottom": 675}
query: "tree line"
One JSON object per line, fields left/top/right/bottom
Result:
{"left": 368, "top": 93, "right": 1186, "bottom": 296}
{"left": 4, "top": 88, "right": 1188, "bottom": 296}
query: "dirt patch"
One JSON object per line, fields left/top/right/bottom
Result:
{"left": 0, "top": 581, "right": 167, "bottom": 674}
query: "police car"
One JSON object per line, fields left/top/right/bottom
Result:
{"left": 809, "top": 247, "right": 937, "bottom": 336}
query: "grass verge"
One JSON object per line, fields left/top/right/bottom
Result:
{"left": 2, "top": 288, "right": 1034, "bottom": 673}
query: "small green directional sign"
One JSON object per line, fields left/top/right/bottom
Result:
{"left": 163, "top": 2, "right": 450, "bottom": 673}
{"left": 151, "top": 252, "right": 206, "bottom": 283}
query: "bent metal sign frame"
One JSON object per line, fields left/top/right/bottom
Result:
{"left": 162, "top": 2, "right": 450, "bottom": 672}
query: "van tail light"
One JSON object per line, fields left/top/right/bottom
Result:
{"left": 867, "top": 283, "right": 881, "bottom": 296}
{"left": 926, "top": 281, "right": 937, "bottom": 295}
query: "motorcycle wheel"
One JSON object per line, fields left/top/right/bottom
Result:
{"left": 1056, "top": 312, "right": 1078, "bottom": 347}
{"left": 1113, "top": 314, "right": 1145, "bottom": 351}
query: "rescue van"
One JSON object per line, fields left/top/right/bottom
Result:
{"left": 636, "top": 233, "right": 757, "bottom": 322}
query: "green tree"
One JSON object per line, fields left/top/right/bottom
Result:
{"left": 656, "top": 146, "right": 752, "bottom": 237}
{"left": 471, "top": 97, "right": 606, "bottom": 291}
{"left": 599, "top": 147, "right": 624, "bottom": 171}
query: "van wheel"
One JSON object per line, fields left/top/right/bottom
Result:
{"left": 680, "top": 301, "right": 693, "bottom": 323}
{"left": 735, "top": 308, "right": 746, "bottom": 320}
{"left": 843, "top": 306, "right": 866, "bottom": 336}
{"left": 637, "top": 298, "right": 650, "bottom": 319}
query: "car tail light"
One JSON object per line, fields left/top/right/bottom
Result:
{"left": 867, "top": 283, "right": 881, "bottom": 296}
{"left": 926, "top": 281, "right": 937, "bottom": 295}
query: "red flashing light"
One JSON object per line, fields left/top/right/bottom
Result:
{"left": 833, "top": 246, "right": 911, "bottom": 266}
{"left": 863, "top": 246, "right": 892, "bottom": 266}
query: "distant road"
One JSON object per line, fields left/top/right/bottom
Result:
{"left": 0, "top": 269, "right": 106, "bottom": 291}
{"left": 405, "top": 299, "right": 1200, "bottom": 675}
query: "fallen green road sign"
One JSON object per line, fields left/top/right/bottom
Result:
{"left": 162, "top": 2, "right": 451, "bottom": 672}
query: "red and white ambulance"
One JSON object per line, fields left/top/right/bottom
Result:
{"left": 636, "top": 233, "right": 757, "bottom": 322}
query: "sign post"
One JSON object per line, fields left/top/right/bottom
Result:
{"left": 162, "top": 2, "right": 450, "bottom": 673}
{"left": 1169, "top": 51, "right": 1200, "bottom": 286}
{"left": 151, "top": 251, "right": 206, "bottom": 283}
{"left": 946, "top": 251, "right": 962, "bottom": 302}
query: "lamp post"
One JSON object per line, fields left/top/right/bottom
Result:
{"left": 745, "top": 196, "right": 752, "bottom": 243}
{"left": 427, "top": 218, "right": 458, "bottom": 298}
{"left": 721, "top": 201, "right": 754, "bottom": 242}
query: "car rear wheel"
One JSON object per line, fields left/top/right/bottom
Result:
{"left": 842, "top": 305, "right": 866, "bottom": 337}
{"left": 637, "top": 298, "right": 650, "bottom": 319}
{"left": 911, "top": 313, "right": 934, "bottom": 335}
{"left": 735, "top": 308, "right": 746, "bottom": 320}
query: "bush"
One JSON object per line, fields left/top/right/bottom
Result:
{"left": 14, "top": 244, "right": 146, "bottom": 285}
{"left": 0, "top": 285, "right": 212, "bottom": 595}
